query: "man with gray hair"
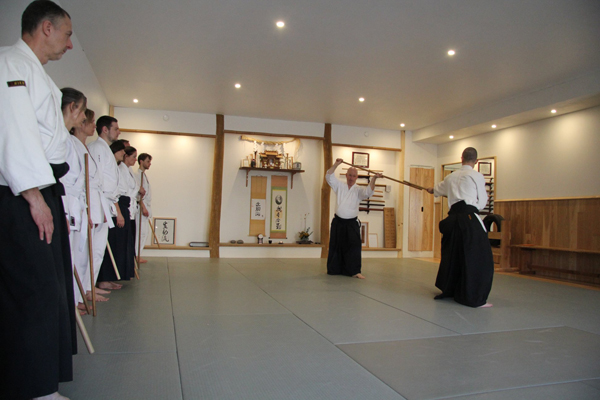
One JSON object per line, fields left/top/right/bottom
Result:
{"left": 0, "top": 1, "right": 76, "bottom": 398}
{"left": 427, "top": 147, "right": 494, "bottom": 307}
{"left": 326, "top": 158, "right": 382, "bottom": 279}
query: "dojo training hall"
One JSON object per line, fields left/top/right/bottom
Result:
{"left": 3, "top": 1, "right": 600, "bottom": 399}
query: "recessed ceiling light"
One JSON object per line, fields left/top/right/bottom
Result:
{"left": 400, "top": 123, "right": 405, "bottom": 128}
{"left": 491, "top": 124, "right": 497, "bottom": 128}
{"left": 448, "top": 50, "right": 456, "bottom": 56}
{"left": 235, "top": 83, "right": 241, "bottom": 89}
{"left": 276, "top": 21, "right": 285, "bottom": 28}
{"left": 449, "top": 135, "right": 454, "bottom": 139}
{"left": 359, "top": 97, "right": 365, "bottom": 102}
{"left": 551, "top": 109, "right": 557, "bottom": 113}
{"left": 133, "top": 99, "right": 138, "bottom": 103}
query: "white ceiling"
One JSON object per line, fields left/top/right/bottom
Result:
{"left": 59, "top": 0, "right": 600, "bottom": 143}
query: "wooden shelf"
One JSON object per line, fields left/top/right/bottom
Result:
{"left": 362, "top": 247, "right": 402, "bottom": 251}
{"left": 144, "top": 245, "right": 210, "bottom": 250}
{"left": 240, "top": 167, "right": 304, "bottom": 188}
{"left": 512, "top": 244, "right": 600, "bottom": 255}
{"left": 220, "top": 242, "right": 323, "bottom": 248}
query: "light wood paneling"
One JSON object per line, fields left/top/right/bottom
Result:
{"left": 209, "top": 114, "right": 225, "bottom": 258}
{"left": 321, "top": 124, "right": 332, "bottom": 258}
{"left": 496, "top": 197, "right": 600, "bottom": 285}
{"left": 408, "top": 167, "right": 434, "bottom": 251}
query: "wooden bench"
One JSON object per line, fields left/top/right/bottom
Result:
{"left": 511, "top": 244, "right": 600, "bottom": 279}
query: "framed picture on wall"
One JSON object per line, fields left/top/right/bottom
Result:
{"left": 352, "top": 152, "right": 370, "bottom": 168}
{"left": 478, "top": 162, "right": 492, "bottom": 176}
{"left": 360, "top": 222, "right": 369, "bottom": 247}
{"left": 153, "top": 217, "right": 176, "bottom": 245}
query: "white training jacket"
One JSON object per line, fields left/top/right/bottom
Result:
{"left": 88, "top": 137, "right": 120, "bottom": 218}
{"left": 0, "top": 39, "right": 68, "bottom": 195}
{"left": 134, "top": 168, "right": 152, "bottom": 218}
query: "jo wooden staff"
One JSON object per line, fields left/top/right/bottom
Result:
{"left": 136, "top": 170, "right": 145, "bottom": 267}
{"left": 84, "top": 154, "right": 97, "bottom": 316}
{"left": 148, "top": 219, "right": 162, "bottom": 249}
{"left": 341, "top": 161, "right": 428, "bottom": 191}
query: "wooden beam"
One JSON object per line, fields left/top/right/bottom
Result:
{"left": 397, "top": 130, "right": 405, "bottom": 258}
{"left": 209, "top": 114, "right": 225, "bottom": 258}
{"left": 120, "top": 128, "right": 214, "bottom": 139}
{"left": 321, "top": 123, "right": 332, "bottom": 258}
{"left": 225, "top": 129, "right": 323, "bottom": 141}
{"left": 332, "top": 143, "right": 401, "bottom": 152}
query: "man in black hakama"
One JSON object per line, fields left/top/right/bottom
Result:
{"left": 0, "top": 2, "right": 76, "bottom": 398}
{"left": 427, "top": 147, "right": 494, "bottom": 307}
{"left": 325, "top": 158, "right": 382, "bottom": 279}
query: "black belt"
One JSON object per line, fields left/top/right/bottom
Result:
{"left": 49, "top": 162, "right": 69, "bottom": 197}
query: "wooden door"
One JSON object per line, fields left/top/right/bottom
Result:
{"left": 408, "top": 167, "right": 434, "bottom": 251}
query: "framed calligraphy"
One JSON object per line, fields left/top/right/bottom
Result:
{"left": 352, "top": 152, "right": 370, "bottom": 168}
{"left": 153, "top": 217, "right": 176, "bottom": 245}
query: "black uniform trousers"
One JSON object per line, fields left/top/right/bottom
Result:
{"left": 435, "top": 200, "right": 494, "bottom": 307}
{"left": 0, "top": 164, "right": 76, "bottom": 399}
{"left": 98, "top": 196, "right": 134, "bottom": 282}
{"left": 327, "top": 215, "right": 362, "bottom": 276}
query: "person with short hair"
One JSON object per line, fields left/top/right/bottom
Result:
{"left": 88, "top": 116, "right": 123, "bottom": 290}
{"left": 135, "top": 153, "right": 153, "bottom": 263}
{"left": 426, "top": 147, "right": 494, "bottom": 307}
{"left": 0, "top": 1, "right": 76, "bottom": 398}
{"left": 325, "top": 158, "right": 382, "bottom": 279}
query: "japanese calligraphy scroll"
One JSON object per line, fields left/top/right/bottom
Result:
{"left": 270, "top": 175, "right": 288, "bottom": 239}
{"left": 249, "top": 176, "right": 267, "bottom": 236}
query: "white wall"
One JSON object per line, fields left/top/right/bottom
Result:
{"left": 1, "top": 0, "right": 109, "bottom": 116}
{"left": 437, "top": 105, "right": 600, "bottom": 200}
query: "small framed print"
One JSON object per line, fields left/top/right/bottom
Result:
{"left": 352, "top": 152, "right": 370, "bottom": 168}
{"left": 153, "top": 217, "right": 176, "bottom": 245}
{"left": 368, "top": 233, "right": 378, "bottom": 248}
{"left": 241, "top": 159, "right": 250, "bottom": 167}
{"left": 360, "top": 221, "right": 369, "bottom": 247}
{"left": 478, "top": 162, "right": 492, "bottom": 176}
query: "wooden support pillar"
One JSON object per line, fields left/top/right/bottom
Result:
{"left": 209, "top": 114, "right": 225, "bottom": 258}
{"left": 397, "top": 130, "right": 405, "bottom": 258}
{"left": 320, "top": 123, "right": 332, "bottom": 258}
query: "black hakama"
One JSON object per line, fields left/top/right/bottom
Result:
{"left": 0, "top": 164, "right": 76, "bottom": 399}
{"left": 435, "top": 200, "right": 494, "bottom": 307}
{"left": 98, "top": 196, "right": 134, "bottom": 281}
{"left": 327, "top": 215, "right": 362, "bottom": 276}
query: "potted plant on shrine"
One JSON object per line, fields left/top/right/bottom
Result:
{"left": 297, "top": 227, "right": 313, "bottom": 244}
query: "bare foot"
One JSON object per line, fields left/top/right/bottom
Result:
{"left": 77, "top": 303, "right": 88, "bottom": 315}
{"left": 34, "top": 391, "right": 71, "bottom": 400}
{"left": 352, "top": 273, "right": 366, "bottom": 279}
{"left": 138, "top": 258, "right": 148, "bottom": 264}
{"left": 87, "top": 294, "right": 109, "bottom": 302}
{"left": 478, "top": 303, "right": 493, "bottom": 308}
{"left": 94, "top": 288, "right": 111, "bottom": 295}
{"left": 97, "top": 282, "right": 122, "bottom": 290}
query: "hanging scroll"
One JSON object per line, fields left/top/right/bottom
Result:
{"left": 270, "top": 175, "right": 288, "bottom": 239}
{"left": 249, "top": 176, "right": 267, "bottom": 236}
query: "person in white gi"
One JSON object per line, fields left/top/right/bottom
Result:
{"left": 426, "top": 147, "right": 494, "bottom": 307}
{"left": 134, "top": 153, "right": 153, "bottom": 263}
{"left": 325, "top": 158, "right": 382, "bottom": 279}
{"left": 118, "top": 145, "right": 140, "bottom": 279}
{"left": 88, "top": 116, "right": 123, "bottom": 290}
{"left": 0, "top": 1, "right": 76, "bottom": 399}
{"left": 59, "top": 87, "right": 88, "bottom": 312}
{"left": 69, "top": 109, "right": 112, "bottom": 302}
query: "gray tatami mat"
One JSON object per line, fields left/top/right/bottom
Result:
{"left": 175, "top": 313, "right": 404, "bottom": 400}
{"left": 338, "top": 327, "right": 600, "bottom": 400}
{"left": 61, "top": 257, "right": 600, "bottom": 399}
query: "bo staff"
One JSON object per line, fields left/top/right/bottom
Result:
{"left": 73, "top": 267, "right": 91, "bottom": 315}
{"left": 341, "top": 161, "right": 427, "bottom": 191}
{"left": 75, "top": 308, "right": 95, "bottom": 354}
{"left": 136, "top": 170, "right": 145, "bottom": 266}
{"left": 148, "top": 219, "right": 161, "bottom": 249}
{"left": 106, "top": 241, "right": 121, "bottom": 280}
{"left": 84, "top": 154, "right": 96, "bottom": 316}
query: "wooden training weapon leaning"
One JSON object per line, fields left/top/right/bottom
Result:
{"left": 75, "top": 308, "right": 95, "bottom": 354}
{"left": 106, "top": 241, "right": 121, "bottom": 280}
{"left": 148, "top": 219, "right": 162, "bottom": 249}
{"left": 136, "top": 170, "right": 145, "bottom": 268}
{"left": 341, "top": 161, "right": 427, "bottom": 191}
{"left": 73, "top": 267, "right": 91, "bottom": 315}
{"left": 84, "top": 154, "right": 97, "bottom": 316}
